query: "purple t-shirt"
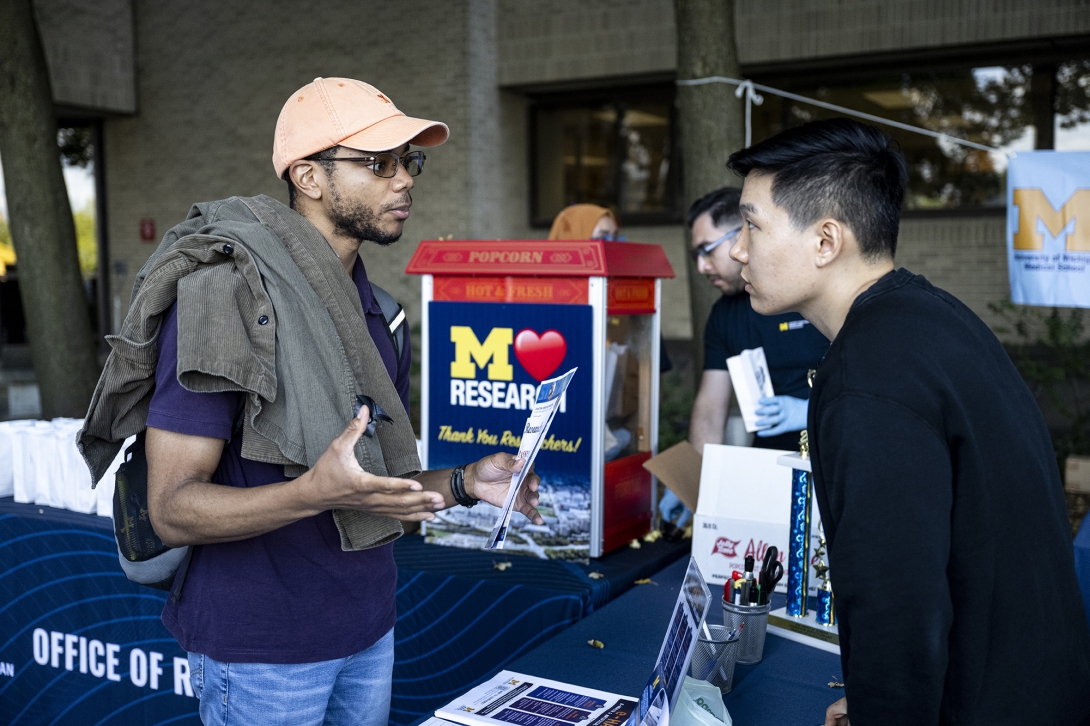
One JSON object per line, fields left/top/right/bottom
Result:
{"left": 152, "top": 255, "right": 411, "bottom": 664}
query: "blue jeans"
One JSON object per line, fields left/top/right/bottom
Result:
{"left": 188, "top": 627, "right": 394, "bottom": 726}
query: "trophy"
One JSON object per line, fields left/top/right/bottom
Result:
{"left": 785, "top": 430, "right": 812, "bottom": 617}
{"left": 767, "top": 429, "right": 840, "bottom": 653}
{"left": 812, "top": 523, "right": 836, "bottom": 627}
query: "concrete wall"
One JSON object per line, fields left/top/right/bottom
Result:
{"left": 36, "top": 0, "right": 136, "bottom": 114}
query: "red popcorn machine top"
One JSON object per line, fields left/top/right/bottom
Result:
{"left": 406, "top": 239, "right": 675, "bottom": 559}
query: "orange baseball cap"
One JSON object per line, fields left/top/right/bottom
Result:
{"left": 272, "top": 77, "right": 449, "bottom": 178}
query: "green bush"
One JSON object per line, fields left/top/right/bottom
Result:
{"left": 990, "top": 300, "right": 1090, "bottom": 462}
{"left": 990, "top": 300, "right": 1090, "bottom": 535}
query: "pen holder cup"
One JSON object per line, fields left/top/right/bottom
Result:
{"left": 721, "top": 598, "right": 772, "bottom": 665}
{"left": 690, "top": 625, "right": 742, "bottom": 694}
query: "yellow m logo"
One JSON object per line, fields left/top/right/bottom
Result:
{"left": 1012, "top": 188, "right": 1090, "bottom": 251}
{"left": 450, "top": 326, "right": 513, "bottom": 380}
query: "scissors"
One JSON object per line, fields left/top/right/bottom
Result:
{"left": 758, "top": 546, "right": 784, "bottom": 605}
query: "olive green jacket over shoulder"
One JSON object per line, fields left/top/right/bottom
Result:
{"left": 78, "top": 194, "right": 420, "bottom": 550}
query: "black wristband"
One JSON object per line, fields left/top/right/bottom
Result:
{"left": 450, "top": 464, "right": 479, "bottom": 508}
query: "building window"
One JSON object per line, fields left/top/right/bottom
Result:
{"left": 1056, "top": 59, "right": 1090, "bottom": 151}
{"left": 531, "top": 85, "right": 680, "bottom": 227}
{"left": 751, "top": 59, "right": 1090, "bottom": 211}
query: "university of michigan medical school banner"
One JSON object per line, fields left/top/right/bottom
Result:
{"left": 1008, "top": 150, "right": 1090, "bottom": 308}
{"left": 425, "top": 301, "right": 594, "bottom": 560}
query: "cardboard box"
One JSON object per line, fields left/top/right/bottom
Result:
{"left": 691, "top": 444, "right": 822, "bottom": 596}
{"left": 642, "top": 440, "right": 702, "bottom": 512}
{"left": 1066, "top": 456, "right": 1090, "bottom": 494}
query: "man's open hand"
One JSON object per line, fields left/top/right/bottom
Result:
{"left": 304, "top": 408, "right": 445, "bottom": 520}
{"left": 465, "top": 453, "right": 544, "bottom": 525}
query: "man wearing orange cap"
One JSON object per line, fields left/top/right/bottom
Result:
{"left": 80, "top": 78, "right": 543, "bottom": 725}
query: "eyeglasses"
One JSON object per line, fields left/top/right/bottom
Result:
{"left": 689, "top": 226, "right": 742, "bottom": 262}
{"left": 307, "top": 150, "right": 426, "bottom": 178}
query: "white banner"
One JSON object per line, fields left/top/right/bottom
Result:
{"left": 1007, "top": 150, "right": 1090, "bottom": 308}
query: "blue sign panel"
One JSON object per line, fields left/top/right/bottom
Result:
{"left": 0, "top": 507, "right": 199, "bottom": 725}
{"left": 425, "top": 301, "right": 594, "bottom": 559}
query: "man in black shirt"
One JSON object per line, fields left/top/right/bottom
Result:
{"left": 660, "top": 188, "right": 829, "bottom": 529}
{"left": 726, "top": 118, "right": 1090, "bottom": 726}
{"left": 687, "top": 187, "right": 828, "bottom": 454}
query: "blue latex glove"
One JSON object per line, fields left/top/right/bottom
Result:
{"left": 659, "top": 489, "right": 693, "bottom": 528}
{"left": 755, "top": 395, "right": 808, "bottom": 437}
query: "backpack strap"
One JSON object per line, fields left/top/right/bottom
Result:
{"left": 370, "top": 282, "right": 407, "bottom": 378}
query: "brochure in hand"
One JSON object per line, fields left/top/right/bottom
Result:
{"left": 636, "top": 556, "right": 713, "bottom": 726}
{"left": 486, "top": 368, "right": 577, "bottom": 550}
{"left": 433, "top": 670, "right": 638, "bottom": 726}
{"left": 726, "top": 347, "right": 774, "bottom": 433}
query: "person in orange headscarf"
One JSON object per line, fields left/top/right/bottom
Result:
{"left": 548, "top": 203, "right": 673, "bottom": 463}
{"left": 547, "top": 204, "right": 622, "bottom": 241}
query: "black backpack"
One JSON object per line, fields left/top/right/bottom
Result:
{"left": 113, "top": 283, "right": 408, "bottom": 600}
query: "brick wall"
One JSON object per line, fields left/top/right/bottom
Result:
{"left": 496, "top": 0, "right": 675, "bottom": 88}
{"left": 96, "top": 0, "right": 1086, "bottom": 341}
{"left": 897, "top": 215, "right": 1011, "bottom": 331}
{"left": 736, "top": 0, "right": 1090, "bottom": 66}
{"left": 495, "top": 0, "right": 1090, "bottom": 88}
{"left": 103, "top": 0, "right": 480, "bottom": 329}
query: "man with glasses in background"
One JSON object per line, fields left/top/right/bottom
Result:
{"left": 82, "top": 78, "right": 543, "bottom": 726}
{"left": 687, "top": 185, "right": 828, "bottom": 451}
{"left": 659, "top": 187, "right": 829, "bottom": 530}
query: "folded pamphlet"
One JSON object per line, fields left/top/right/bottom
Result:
{"left": 434, "top": 670, "right": 637, "bottom": 726}
{"left": 485, "top": 368, "right": 577, "bottom": 550}
{"left": 726, "top": 347, "right": 774, "bottom": 433}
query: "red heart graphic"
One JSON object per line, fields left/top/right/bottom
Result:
{"left": 513, "top": 329, "right": 567, "bottom": 381}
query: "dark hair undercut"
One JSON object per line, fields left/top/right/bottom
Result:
{"left": 284, "top": 146, "right": 340, "bottom": 208}
{"left": 686, "top": 186, "right": 743, "bottom": 230}
{"left": 726, "top": 118, "right": 907, "bottom": 260}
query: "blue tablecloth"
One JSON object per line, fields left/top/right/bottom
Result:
{"left": 0, "top": 498, "right": 688, "bottom": 725}
{"left": 389, "top": 533, "right": 689, "bottom": 724}
{"left": 1076, "top": 513, "right": 1090, "bottom": 631}
{"left": 0, "top": 501, "right": 196, "bottom": 725}
{"left": 503, "top": 556, "right": 845, "bottom": 726}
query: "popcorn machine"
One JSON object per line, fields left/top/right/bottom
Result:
{"left": 407, "top": 240, "right": 675, "bottom": 558}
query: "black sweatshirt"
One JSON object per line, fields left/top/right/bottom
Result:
{"left": 810, "top": 269, "right": 1090, "bottom": 726}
